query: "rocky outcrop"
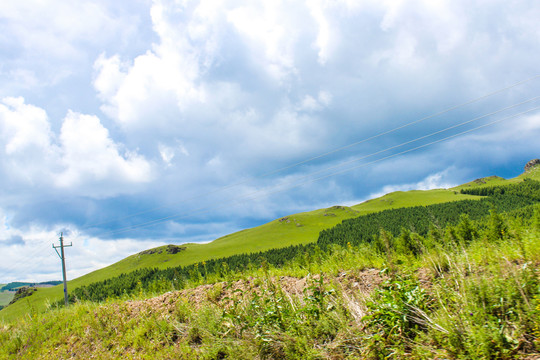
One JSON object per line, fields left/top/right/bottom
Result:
{"left": 8, "top": 286, "right": 36, "bottom": 306}
{"left": 139, "top": 245, "right": 186, "bottom": 256}
{"left": 524, "top": 159, "right": 540, "bottom": 172}
{"left": 165, "top": 245, "right": 186, "bottom": 254}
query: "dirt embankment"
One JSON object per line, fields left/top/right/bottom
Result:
{"left": 120, "top": 268, "right": 388, "bottom": 318}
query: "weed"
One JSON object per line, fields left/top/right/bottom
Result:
{"left": 206, "top": 283, "right": 224, "bottom": 303}
{"left": 363, "top": 275, "right": 432, "bottom": 357}
{"left": 2, "top": 193, "right": 540, "bottom": 358}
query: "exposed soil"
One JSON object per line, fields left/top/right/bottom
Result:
{"left": 122, "top": 268, "right": 387, "bottom": 319}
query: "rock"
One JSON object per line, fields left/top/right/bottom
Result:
{"left": 139, "top": 249, "right": 159, "bottom": 255}
{"left": 165, "top": 245, "right": 186, "bottom": 254}
{"left": 524, "top": 159, "right": 540, "bottom": 172}
{"left": 8, "top": 286, "right": 37, "bottom": 305}
{"left": 139, "top": 245, "right": 186, "bottom": 255}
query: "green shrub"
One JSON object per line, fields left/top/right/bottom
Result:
{"left": 364, "top": 275, "right": 432, "bottom": 357}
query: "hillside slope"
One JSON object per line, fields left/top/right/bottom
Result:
{"left": 2, "top": 192, "right": 540, "bottom": 359}
{"left": 0, "top": 190, "right": 477, "bottom": 321}
{"left": 2, "top": 163, "right": 539, "bottom": 322}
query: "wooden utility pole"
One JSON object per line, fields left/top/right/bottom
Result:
{"left": 53, "top": 233, "right": 72, "bottom": 307}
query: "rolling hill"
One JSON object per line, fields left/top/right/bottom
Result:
{"left": 2, "top": 161, "right": 539, "bottom": 322}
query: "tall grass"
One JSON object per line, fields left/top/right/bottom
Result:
{"left": 1, "top": 212, "right": 540, "bottom": 359}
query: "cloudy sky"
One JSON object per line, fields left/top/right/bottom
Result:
{"left": 1, "top": 0, "right": 539, "bottom": 283}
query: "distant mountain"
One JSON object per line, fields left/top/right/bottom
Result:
{"left": 0, "top": 281, "right": 62, "bottom": 292}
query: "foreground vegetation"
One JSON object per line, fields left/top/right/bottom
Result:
{"left": 3, "top": 164, "right": 536, "bottom": 322}
{"left": 2, "top": 168, "right": 540, "bottom": 358}
{"left": 0, "top": 187, "right": 481, "bottom": 322}
{"left": 2, "top": 195, "right": 540, "bottom": 358}
{"left": 62, "top": 179, "right": 540, "bottom": 304}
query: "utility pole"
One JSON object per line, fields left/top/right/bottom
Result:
{"left": 53, "top": 233, "right": 72, "bottom": 307}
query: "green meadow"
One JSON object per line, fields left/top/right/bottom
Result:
{"left": 0, "top": 290, "right": 14, "bottom": 309}
{"left": 0, "top": 189, "right": 479, "bottom": 322}
{"left": 2, "top": 177, "right": 540, "bottom": 359}
{"left": 1, "top": 167, "right": 538, "bottom": 323}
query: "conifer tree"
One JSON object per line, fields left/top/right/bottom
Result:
{"left": 487, "top": 209, "right": 508, "bottom": 241}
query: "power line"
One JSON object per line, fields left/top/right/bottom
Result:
{"left": 240, "top": 96, "right": 540, "bottom": 190}
{"left": 3, "top": 76, "right": 539, "bottom": 281}
{"left": 278, "top": 106, "right": 540, "bottom": 192}
{"left": 191, "top": 106, "right": 540, "bottom": 216}
{"left": 0, "top": 236, "right": 63, "bottom": 279}
{"left": 73, "top": 75, "right": 540, "bottom": 231}
{"left": 93, "top": 104, "right": 540, "bottom": 238}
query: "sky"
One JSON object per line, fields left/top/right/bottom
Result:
{"left": 1, "top": 0, "right": 539, "bottom": 283}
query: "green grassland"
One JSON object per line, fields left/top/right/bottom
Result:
{"left": 0, "top": 284, "right": 14, "bottom": 307}
{"left": 0, "top": 291, "right": 14, "bottom": 308}
{"left": 2, "top": 197, "right": 540, "bottom": 359}
{"left": 452, "top": 175, "right": 512, "bottom": 189}
{"left": 0, "top": 189, "right": 479, "bottom": 321}
{"left": 452, "top": 163, "right": 540, "bottom": 191}
{"left": 1, "top": 166, "right": 538, "bottom": 322}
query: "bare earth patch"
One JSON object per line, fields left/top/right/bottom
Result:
{"left": 122, "top": 268, "right": 387, "bottom": 318}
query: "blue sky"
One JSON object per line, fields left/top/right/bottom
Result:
{"left": 1, "top": 0, "right": 539, "bottom": 283}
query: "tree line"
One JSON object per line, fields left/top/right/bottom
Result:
{"left": 68, "top": 180, "right": 540, "bottom": 304}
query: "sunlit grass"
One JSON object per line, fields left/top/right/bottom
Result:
{"left": 0, "top": 290, "right": 15, "bottom": 308}
{"left": 0, "top": 187, "right": 482, "bottom": 322}
{"left": 2, "top": 219, "right": 539, "bottom": 358}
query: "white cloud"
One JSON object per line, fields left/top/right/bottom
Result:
{"left": 93, "top": 0, "right": 214, "bottom": 128}
{"left": 296, "top": 91, "right": 333, "bottom": 112}
{"left": 226, "top": 1, "right": 300, "bottom": 81}
{"left": 57, "top": 111, "right": 153, "bottom": 190}
{"left": 0, "top": 215, "right": 166, "bottom": 282}
{"left": 1, "top": 0, "right": 540, "bottom": 283}
{"left": 158, "top": 140, "right": 190, "bottom": 167}
{"left": 159, "top": 143, "right": 175, "bottom": 167}
{"left": 0, "top": 1, "right": 137, "bottom": 87}
{"left": 93, "top": 0, "right": 330, "bottom": 129}
{"left": 93, "top": 54, "right": 128, "bottom": 102}
{"left": 89, "top": 0, "right": 540, "bottom": 215}
{"left": 378, "top": 0, "right": 465, "bottom": 52}
{"left": 0, "top": 97, "right": 58, "bottom": 185}
{"left": 0, "top": 97, "right": 53, "bottom": 155}
{"left": 94, "top": 46, "right": 204, "bottom": 128}
{"left": 0, "top": 1, "right": 148, "bottom": 64}
{"left": 0, "top": 97, "right": 152, "bottom": 197}
{"left": 305, "top": 0, "right": 332, "bottom": 65}
{"left": 363, "top": 169, "right": 458, "bottom": 202}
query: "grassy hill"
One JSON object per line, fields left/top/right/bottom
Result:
{"left": 2, "top": 183, "right": 540, "bottom": 359}
{"left": 2, "top": 164, "right": 539, "bottom": 322}
{"left": 0, "top": 290, "right": 14, "bottom": 310}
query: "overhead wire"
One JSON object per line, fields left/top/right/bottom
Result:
{"left": 3, "top": 75, "right": 539, "bottom": 281}
{"left": 277, "top": 106, "right": 540, "bottom": 193}
{"left": 161, "top": 105, "right": 540, "bottom": 226}
{"left": 1, "top": 236, "right": 61, "bottom": 280}
{"left": 74, "top": 75, "right": 540, "bottom": 230}
{"left": 93, "top": 102, "right": 540, "bottom": 238}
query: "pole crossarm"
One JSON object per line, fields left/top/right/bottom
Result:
{"left": 52, "top": 242, "right": 72, "bottom": 259}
